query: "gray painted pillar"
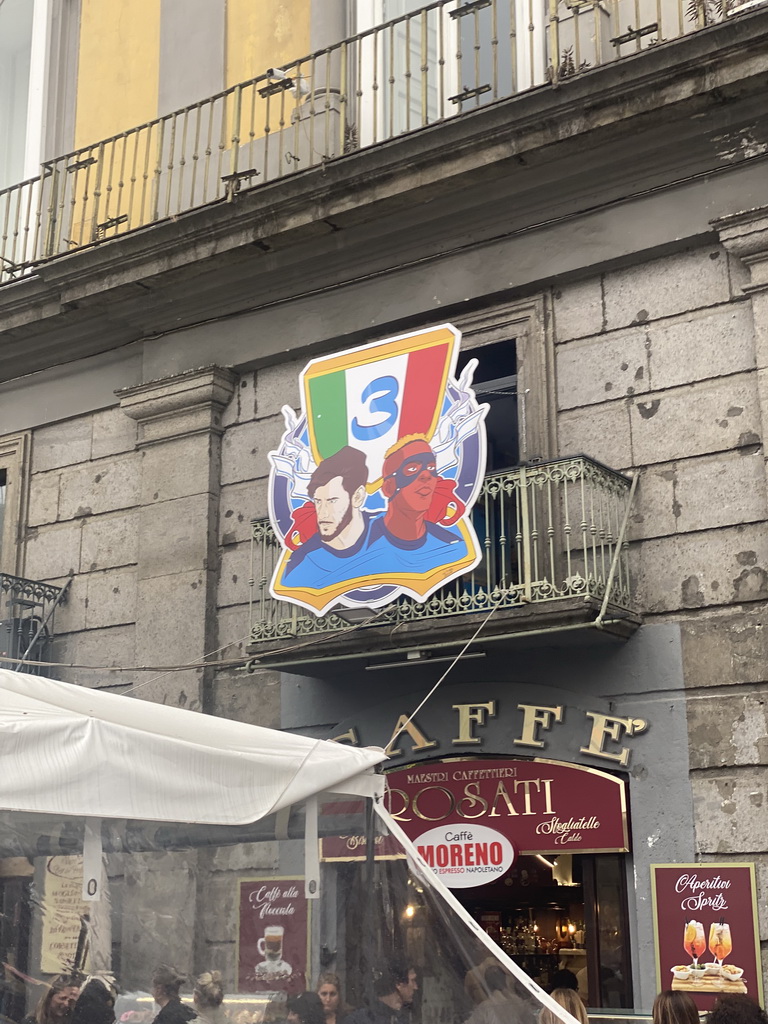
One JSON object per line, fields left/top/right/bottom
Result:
{"left": 158, "top": 0, "right": 225, "bottom": 115}
{"left": 118, "top": 365, "right": 236, "bottom": 709}
{"left": 310, "top": 0, "right": 347, "bottom": 51}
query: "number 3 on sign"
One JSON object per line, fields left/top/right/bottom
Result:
{"left": 351, "top": 376, "right": 399, "bottom": 441}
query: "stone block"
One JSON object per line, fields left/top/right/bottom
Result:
{"left": 132, "top": 669, "right": 204, "bottom": 710}
{"left": 552, "top": 277, "right": 604, "bottom": 344}
{"left": 603, "top": 247, "right": 731, "bottom": 330}
{"left": 634, "top": 523, "right": 768, "bottom": 614}
{"left": 221, "top": 415, "right": 284, "bottom": 486}
{"left": 215, "top": 605, "right": 250, "bottom": 659}
{"left": 24, "top": 521, "right": 82, "bottom": 580}
{"left": 631, "top": 450, "right": 767, "bottom": 540}
{"left": 726, "top": 252, "right": 752, "bottom": 299}
{"left": 210, "top": 667, "right": 281, "bottom": 728}
{"left": 136, "top": 571, "right": 211, "bottom": 666}
{"left": 698, "top": 853, "right": 768, "bottom": 940}
{"left": 138, "top": 494, "right": 216, "bottom": 579}
{"left": 80, "top": 510, "right": 139, "bottom": 571}
{"left": 91, "top": 407, "right": 138, "bottom": 459}
{"left": 680, "top": 607, "right": 767, "bottom": 690}
{"left": 28, "top": 471, "right": 61, "bottom": 527}
{"left": 49, "top": 624, "right": 136, "bottom": 688}
{"left": 254, "top": 360, "right": 303, "bottom": 419}
{"left": 557, "top": 326, "right": 650, "bottom": 410}
{"left": 85, "top": 568, "right": 138, "bottom": 629}
{"left": 692, "top": 767, "right": 768, "bottom": 854}
{"left": 688, "top": 686, "right": 768, "bottom": 770}
{"left": 220, "top": 480, "right": 268, "bottom": 545}
{"left": 44, "top": 574, "right": 87, "bottom": 634}
{"left": 58, "top": 454, "right": 140, "bottom": 521}
{"left": 558, "top": 401, "right": 632, "bottom": 468}
{"left": 221, "top": 371, "right": 257, "bottom": 427}
{"left": 648, "top": 303, "right": 756, "bottom": 392}
{"left": 629, "top": 373, "right": 761, "bottom": 466}
{"left": 140, "top": 433, "right": 218, "bottom": 504}
{"left": 217, "top": 543, "right": 251, "bottom": 609}
{"left": 32, "top": 416, "right": 92, "bottom": 473}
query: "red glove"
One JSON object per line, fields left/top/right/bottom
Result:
{"left": 285, "top": 501, "right": 318, "bottom": 550}
{"left": 426, "top": 477, "right": 465, "bottom": 526}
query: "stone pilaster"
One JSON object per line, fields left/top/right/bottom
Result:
{"left": 118, "top": 366, "right": 237, "bottom": 709}
{"left": 714, "top": 206, "right": 768, "bottom": 486}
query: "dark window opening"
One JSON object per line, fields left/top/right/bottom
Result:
{"left": 0, "top": 468, "right": 7, "bottom": 565}
{"left": 457, "top": 340, "right": 518, "bottom": 473}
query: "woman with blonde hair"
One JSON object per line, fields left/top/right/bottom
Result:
{"left": 22, "top": 977, "right": 81, "bottom": 1024}
{"left": 540, "top": 988, "right": 589, "bottom": 1024}
{"left": 192, "top": 972, "right": 227, "bottom": 1024}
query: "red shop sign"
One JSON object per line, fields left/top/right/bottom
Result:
{"left": 384, "top": 758, "right": 629, "bottom": 854}
{"left": 651, "top": 863, "right": 764, "bottom": 1011}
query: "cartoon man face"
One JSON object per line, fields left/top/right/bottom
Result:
{"left": 313, "top": 475, "right": 358, "bottom": 540}
{"left": 383, "top": 439, "right": 438, "bottom": 513}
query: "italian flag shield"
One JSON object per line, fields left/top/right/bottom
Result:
{"left": 302, "top": 325, "right": 458, "bottom": 485}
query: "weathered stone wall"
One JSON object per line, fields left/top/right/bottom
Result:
{"left": 553, "top": 239, "right": 768, "bottom": 977}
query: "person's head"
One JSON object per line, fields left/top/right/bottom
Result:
{"left": 316, "top": 974, "right": 341, "bottom": 1018}
{"left": 36, "top": 977, "right": 81, "bottom": 1024}
{"left": 286, "top": 992, "right": 325, "bottom": 1024}
{"left": 70, "top": 980, "right": 115, "bottom": 1024}
{"left": 550, "top": 971, "right": 578, "bottom": 993}
{"left": 540, "top": 989, "right": 589, "bottom": 1024}
{"left": 483, "top": 966, "right": 508, "bottom": 996}
{"left": 373, "top": 962, "right": 417, "bottom": 1006}
{"left": 194, "top": 972, "right": 224, "bottom": 1011}
{"left": 151, "top": 966, "right": 187, "bottom": 1007}
{"left": 707, "top": 995, "right": 768, "bottom": 1024}
{"left": 382, "top": 438, "right": 438, "bottom": 514}
{"left": 652, "top": 991, "right": 700, "bottom": 1024}
{"left": 309, "top": 447, "right": 368, "bottom": 541}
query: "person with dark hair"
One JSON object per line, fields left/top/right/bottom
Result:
{"left": 342, "top": 962, "right": 418, "bottom": 1024}
{"left": 549, "top": 971, "right": 578, "bottom": 994}
{"left": 282, "top": 446, "right": 374, "bottom": 588}
{"left": 22, "top": 977, "right": 81, "bottom": 1024}
{"left": 707, "top": 994, "right": 768, "bottom": 1024}
{"left": 70, "top": 980, "right": 115, "bottom": 1024}
{"left": 651, "top": 991, "right": 699, "bottom": 1024}
{"left": 151, "top": 966, "right": 195, "bottom": 1024}
{"left": 287, "top": 994, "right": 326, "bottom": 1024}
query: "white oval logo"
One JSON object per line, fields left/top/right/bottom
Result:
{"left": 413, "top": 824, "right": 515, "bottom": 888}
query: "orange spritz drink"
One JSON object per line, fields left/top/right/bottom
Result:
{"left": 709, "top": 921, "right": 732, "bottom": 965}
{"left": 684, "top": 921, "right": 706, "bottom": 965}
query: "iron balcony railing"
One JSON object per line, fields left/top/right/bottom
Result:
{"left": 0, "top": 0, "right": 751, "bottom": 285}
{"left": 248, "top": 456, "right": 637, "bottom": 645}
{"left": 0, "top": 573, "right": 66, "bottom": 674}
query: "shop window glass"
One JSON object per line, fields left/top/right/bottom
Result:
{"left": 0, "top": 0, "right": 34, "bottom": 190}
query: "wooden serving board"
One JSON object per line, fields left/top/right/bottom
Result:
{"left": 672, "top": 978, "right": 747, "bottom": 994}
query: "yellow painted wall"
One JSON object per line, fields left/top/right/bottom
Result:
{"left": 74, "top": 0, "right": 161, "bottom": 148}
{"left": 226, "top": 0, "right": 311, "bottom": 87}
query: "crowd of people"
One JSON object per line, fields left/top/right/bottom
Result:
{"left": 17, "top": 963, "right": 768, "bottom": 1024}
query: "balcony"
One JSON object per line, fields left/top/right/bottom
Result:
{"left": 0, "top": 0, "right": 758, "bottom": 285}
{"left": 246, "top": 456, "right": 640, "bottom": 669}
{"left": 0, "top": 574, "right": 66, "bottom": 675}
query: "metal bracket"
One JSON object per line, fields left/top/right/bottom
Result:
{"left": 95, "top": 214, "right": 128, "bottom": 239}
{"left": 258, "top": 78, "right": 295, "bottom": 99}
{"left": 450, "top": 0, "right": 493, "bottom": 17}
{"left": 610, "top": 23, "right": 658, "bottom": 45}
{"left": 66, "top": 156, "right": 98, "bottom": 173}
{"left": 448, "top": 84, "right": 492, "bottom": 104}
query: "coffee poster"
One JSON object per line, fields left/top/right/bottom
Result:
{"left": 237, "top": 876, "right": 309, "bottom": 996}
{"left": 650, "top": 863, "right": 763, "bottom": 1011}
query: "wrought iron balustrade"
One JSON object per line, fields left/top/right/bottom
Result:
{"left": 248, "top": 456, "right": 637, "bottom": 645}
{"left": 0, "top": 574, "right": 66, "bottom": 673}
{"left": 0, "top": 0, "right": 750, "bottom": 285}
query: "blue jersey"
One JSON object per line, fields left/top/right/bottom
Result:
{"left": 361, "top": 518, "right": 468, "bottom": 574}
{"left": 282, "top": 514, "right": 376, "bottom": 590}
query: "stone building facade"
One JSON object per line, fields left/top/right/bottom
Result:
{"left": 0, "top": 0, "right": 767, "bottom": 1014}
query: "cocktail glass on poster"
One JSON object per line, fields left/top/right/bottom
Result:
{"left": 684, "top": 920, "right": 706, "bottom": 967}
{"left": 709, "top": 921, "right": 733, "bottom": 966}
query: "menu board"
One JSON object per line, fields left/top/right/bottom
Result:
{"left": 40, "top": 856, "right": 90, "bottom": 974}
{"left": 237, "top": 877, "right": 309, "bottom": 998}
{"left": 651, "top": 863, "right": 763, "bottom": 1011}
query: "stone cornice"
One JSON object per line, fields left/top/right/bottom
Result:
{"left": 713, "top": 206, "right": 768, "bottom": 291}
{"left": 118, "top": 366, "right": 237, "bottom": 446}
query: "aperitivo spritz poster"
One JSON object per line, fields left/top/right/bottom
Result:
{"left": 650, "top": 863, "right": 763, "bottom": 1010}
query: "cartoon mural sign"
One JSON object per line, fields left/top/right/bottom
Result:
{"left": 268, "top": 324, "right": 488, "bottom": 615}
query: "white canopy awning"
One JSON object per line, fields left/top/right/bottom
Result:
{"left": 0, "top": 669, "right": 386, "bottom": 824}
